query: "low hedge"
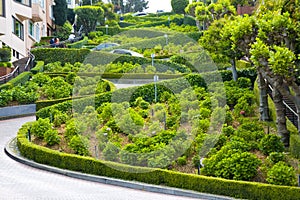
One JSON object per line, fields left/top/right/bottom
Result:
{"left": 9, "top": 72, "right": 31, "bottom": 86}
{"left": 95, "top": 26, "right": 125, "bottom": 36}
{"left": 30, "top": 61, "right": 44, "bottom": 74}
{"left": 0, "top": 71, "right": 31, "bottom": 91}
{"left": 290, "top": 134, "right": 300, "bottom": 159}
{"left": 31, "top": 48, "right": 90, "bottom": 65}
{"left": 17, "top": 123, "right": 300, "bottom": 200}
{"left": 67, "top": 36, "right": 88, "bottom": 49}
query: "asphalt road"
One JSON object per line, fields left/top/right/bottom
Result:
{"left": 0, "top": 116, "right": 203, "bottom": 200}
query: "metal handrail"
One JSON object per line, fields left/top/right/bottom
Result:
{"left": 267, "top": 81, "right": 299, "bottom": 118}
{"left": 0, "top": 66, "right": 20, "bottom": 83}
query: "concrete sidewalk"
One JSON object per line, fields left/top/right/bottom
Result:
{"left": 5, "top": 137, "right": 237, "bottom": 200}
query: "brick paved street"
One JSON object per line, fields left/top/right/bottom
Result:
{"left": 0, "top": 116, "right": 204, "bottom": 200}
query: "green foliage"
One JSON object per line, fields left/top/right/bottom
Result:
{"left": 67, "top": 36, "right": 89, "bottom": 48}
{"left": 0, "top": 90, "right": 12, "bottom": 107}
{"left": 171, "top": 0, "right": 189, "bottom": 14}
{"left": 267, "top": 152, "right": 285, "bottom": 164}
{"left": 260, "top": 134, "right": 285, "bottom": 156}
{"left": 53, "top": 0, "right": 67, "bottom": 26}
{"left": 290, "top": 134, "right": 300, "bottom": 159}
{"left": 103, "top": 142, "right": 120, "bottom": 162}
{"left": 17, "top": 123, "right": 300, "bottom": 200}
{"left": 177, "top": 156, "right": 187, "bottom": 166}
{"left": 55, "top": 21, "right": 73, "bottom": 41}
{"left": 69, "top": 135, "right": 90, "bottom": 156}
{"left": 53, "top": 112, "right": 69, "bottom": 127}
{"left": 267, "top": 161, "right": 297, "bottom": 186}
{"left": 44, "top": 129, "right": 61, "bottom": 146}
{"left": 75, "top": 6, "right": 104, "bottom": 34}
{"left": 31, "top": 48, "right": 90, "bottom": 65}
{"left": 31, "top": 118, "right": 52, "bottom": 139}
{"left": 0, "top": 47, "right": 11, "bottom": 61}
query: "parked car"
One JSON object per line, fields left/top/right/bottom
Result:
{"left": 132, "top": 12, "right": 148, "bottom": 17}
{"left": 92, "top": 43, "right": 119, "bottom": 51}
{"left": 110, "top": 49, "right": 144, "bottom": 57}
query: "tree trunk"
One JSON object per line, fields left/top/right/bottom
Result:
{"left": 230, "top": 59, "right": 238, "bottom": 81}
{"left": 195, "top": 20, "right": 201, "bottom": 31}
{"left": 273, "top": 88, "right": 289, "bottom": 147}
{"left": 258, "top": 72, "right": 270, "bottom": 121}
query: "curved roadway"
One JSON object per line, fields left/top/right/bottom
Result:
{"left": 0, "top": 116, "right": 203, "bottom": 200}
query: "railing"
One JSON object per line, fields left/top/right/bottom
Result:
{"left": 0, "top": 51, "right": 35, "bottom": 85}
{"left": 267, "top": 82, "right": 299, "bottom": 128}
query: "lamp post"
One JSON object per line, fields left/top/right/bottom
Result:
{"left": 105, "top": 24, "right": 109, "bottom": 35}
{"left": 151, "top": 53, "right": 155, "bottom": 66}
{"left": 154, "top": 75, "right": 159, "bottom": 102}
{"left": 164, "top": 34, "right": 168, "bottom": 45}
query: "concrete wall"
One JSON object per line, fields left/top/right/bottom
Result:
{"left": 0, "top": 104, "right": 36, "bottom": 119}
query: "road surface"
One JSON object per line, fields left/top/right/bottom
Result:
{"left": 0, "top": 116, "right": 204, "bottom": 200}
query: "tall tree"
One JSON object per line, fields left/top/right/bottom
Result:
{"left": 194, "top": 0, "right": 236, "bottom": 30}
{"left": 171, "top": 0, "right": 189, "bottom": 14}
{"left": 53, "top": 0, "right": 68, "bottom": 26}
{"left": 124, "top": 0, "right": 149, "bottom": 13}
{"left": 228, "top": 0, "right": 300, "bottom": 147}
{"left": 74, "top": 6, "right": 104, "bottom": 34}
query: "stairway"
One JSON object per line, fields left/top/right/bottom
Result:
{"left": 267, "top": 83, "right": 298, "bottom": 128}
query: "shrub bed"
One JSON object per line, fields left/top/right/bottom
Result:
{"left": 16, "top": 123, "right": 300, "bottom": 200}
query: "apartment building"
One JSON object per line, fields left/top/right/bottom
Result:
{"left": 0, "top": 0, "right": 54, "bottom": 61}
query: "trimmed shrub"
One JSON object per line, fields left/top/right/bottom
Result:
{"left": 69, "top": 135, "right": 90, "bottom": 156}
{"left": 260, "top": 134, "right": 285, "bottom": 156}
{"left": 44, "top": 129, "right": 60, "bottom": 146}
{"left": 31, "top": 48, "right": 90, "bottom": 65}
{"left": 30, "top": 118, "right": 52, "bottom": 139}
{"left": 0, "top": 47, "right": 11, "bottom": 61}
{"left": 31, "top": 61, "right": 44, "bottom": 74}
{"left": 290, "top": 134, "right": 300, "bottom": 159}
{"left": 67, "top": 36, "right": 88, "bottom": 48}
{"left": 267, "top": 161, "right": 297, "bottom": 186}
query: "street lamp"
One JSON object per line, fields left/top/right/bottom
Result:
{"left": 105, "top": 24, "right": 109, "bottom": 35}
{"left": 154, "top": 75, "right": 159, "bottom": 102}
{"left": 151, "top": 53, "right": 155, "bottom": 66}
{"left": 164, "top": 34, "right": 168, "bottom": 45}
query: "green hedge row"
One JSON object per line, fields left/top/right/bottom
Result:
{"left": 17, "top": 123, "right": 300, "bottom": 200}
{"left": 0, "top": 71, "right": 31, "bottom": 91}
{"left": 31, "top": 48, "right": 90, "bottom": 65}
{"left": 67, "top": 37, "right": 88, "bottom": 49}
{"left": 35, "top": 69, "right": 257, "bottom": 115}
{"left": 95, "top": 26, "right": 128, "bottom": 36}
{"left": 30, "top": 61, "right": 44, "bottom": 74}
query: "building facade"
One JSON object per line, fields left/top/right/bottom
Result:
{"left": 0, "top": 0, "right": 54, "bottom": 61}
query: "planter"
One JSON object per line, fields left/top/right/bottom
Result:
{"left": 0, "top": 66, "right": 13, "bottom": 76}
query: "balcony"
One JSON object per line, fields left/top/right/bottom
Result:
{"left": 32, "top": 3, "right": 44, "bottom": 22}
{"left": 13, "top": 0, "right": 32, "bottom": 21}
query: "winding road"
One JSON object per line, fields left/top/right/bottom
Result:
{"left": 0, "top": 116, "right": 205, "bottom": 200}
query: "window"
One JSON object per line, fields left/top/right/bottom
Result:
{"left": 0, "top": 0, "right": 5, "bottom": 17}
{"left": 12, "top": 17, "right": 24, "bottom": 40}
{"left": 35, "top": 23, "right": 40, "bottom": 41}
{"left": 14, "top": 0, "right": 31, "bottom": 7}
{"left": 28, "top": 21, "right": 34, "bottom": 37}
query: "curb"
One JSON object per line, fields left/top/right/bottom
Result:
{"left": 4, "top": 137, "right": 237, "bottom": 200}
